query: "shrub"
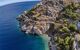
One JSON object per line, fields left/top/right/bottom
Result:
{"left": 68, "top": 24, "right": 77, "bottom": 31}
{"left": 62, "top": 3, "right": 80, "bottom": 20}
{"left": 60, "top": 27, "right": 69, "bottom": 33}
{"left": 64, "top": 19, "right": 68, "bottom": 24}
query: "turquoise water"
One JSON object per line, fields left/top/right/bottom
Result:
{"left": 0, "top": 1, "right": 49, "bottom": 50}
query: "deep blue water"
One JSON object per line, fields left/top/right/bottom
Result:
{"left": 0, "top": 1, "right": 47, "bottom": 50}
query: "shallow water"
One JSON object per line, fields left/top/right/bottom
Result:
{"left": 0, "top": 1, "right": 49, "bottom": 50}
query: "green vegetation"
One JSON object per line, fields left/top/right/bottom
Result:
{"left": 27, "top": 9, "right": 34, "bottom": 15}
{"left": 53, "top": 3, "right": 80, "bottom": 50}
{"left": 27, "top": 4, "right": 41, "bottom": 16}
{"left": 54, "top": 34, "right": 74, "bottom": 50}
{"left": 36, "top": 4, "right": 41, "bottom": 8}
{"left": 60, "top": 27, "right": 69, "bottom": 33}
{"left": 63, "top": 3, "right": 80, "bottom": 20}
{"left": 68, "top": 24, "right": 77, "bottom": 31}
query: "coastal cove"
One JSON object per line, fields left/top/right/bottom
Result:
{"left": 0, "top": 1, "right": 49, "bottom": 50}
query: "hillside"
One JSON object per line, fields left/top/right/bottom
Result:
{"left": 17, "top": 0, "right": 80, "bottom": 50}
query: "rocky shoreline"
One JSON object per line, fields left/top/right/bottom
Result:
{"left": 17, "top": 0, "right": 80, "bottom": 50}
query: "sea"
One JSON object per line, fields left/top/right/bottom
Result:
{"left": 0, "top": 1, "right": 49, "bottom": 50}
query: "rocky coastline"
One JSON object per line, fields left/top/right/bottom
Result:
{"left": 17, "top": 0, "right": 80, "bottom": 50}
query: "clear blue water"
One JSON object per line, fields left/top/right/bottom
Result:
{"left": 0, "top": 1, "right": 47, "bottom": 50}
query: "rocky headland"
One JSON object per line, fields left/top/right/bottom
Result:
{"left": 17, "top": 0, "right": 80, "bottom": 50}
